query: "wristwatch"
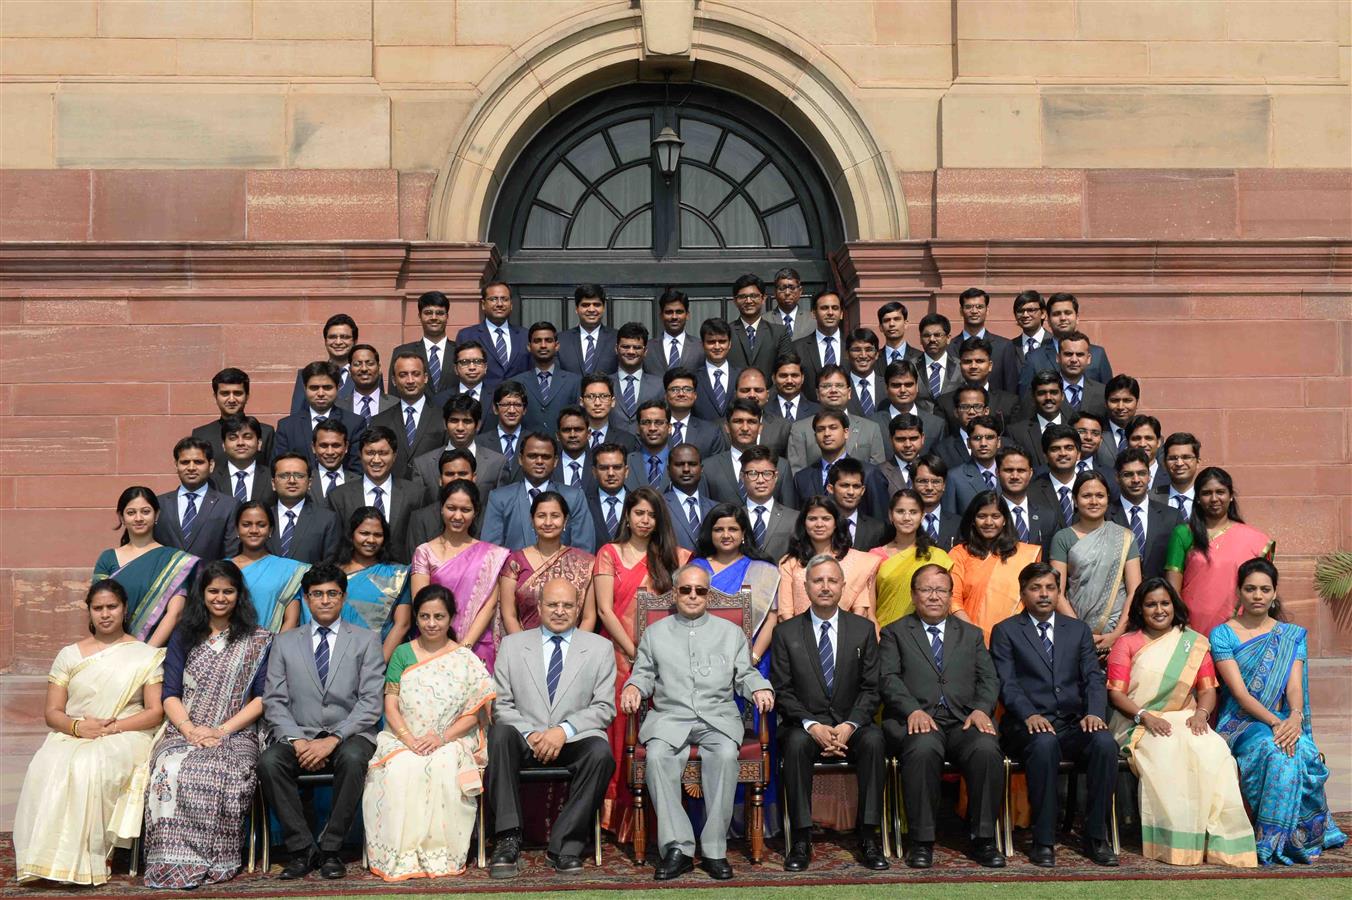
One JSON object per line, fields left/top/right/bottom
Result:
{"left": 1133, "top": 710, "right": 1144, "bottom": 725}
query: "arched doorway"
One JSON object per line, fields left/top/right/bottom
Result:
{"left": 488, "top": 84, "right": 844, "bottom": 331}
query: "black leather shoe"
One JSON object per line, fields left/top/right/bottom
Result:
{"left": 971, "top": 839, "right": 1006, "bottom": 868}
{"left": 700, "top": 857, "right": 734, "bottom": 880}
{"left": 546, "top": 851, "right": 584, "bottom": 874}
{"left": 1029, "top": 843, "right": 1056, "bottom": 868}
{"left": 278, "top": 848, "right": 316, "bottom": 880}
{"left": 859, "top": 838, "right": 890, "bottom": 871}
{"left": 1083, "top": 837, "right": 1120, "bottom": 867}
{"left": 905, "top": 842, "right": 933, "bottom": 869}
{"left": 783, "top": 840, "right": 811, "bottom": 872}
{"left": 490, "top": 833, "right": 524, "bottom": 879}
{"left": 654, "top": 848, "right": 693, "bottom": 881}
{"left": 318, "top": 852, "right": 345, "bottom": 880}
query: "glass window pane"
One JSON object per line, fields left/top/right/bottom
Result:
{"left": 567, "top": 195, "right": 619, "bottom": 249}
{"left": 520, "top": 297, "right": 566, "bottom": 329}
{"left": 608, "top": 119, "right": 650, "bottom": 163}
{"left": 523, "top": 205, "right": 568, "bottom": 248}
{"left": 678, "top": 118, "right": 720, "bottom": 164}
{"left": 536, "top": 162, "right": 585, "bottom": 211}
{"left": 678, "top": 163, "right": 730, "bottom": 215}
{"left": 765, "top": 204, "right": 810, "bottom": 246}
{"left": 609, "top": 298, "right": 652, "bottom": 331}
{"left": 598, "top": 165, "right": 650, "bottom": 216}
{"left": 746, "top": 163, "right": 793, "bottom": 210}
{"left": 713, "top": 194, "right": 764, "bottom": 247}
{"left": 566, "top": 132, "right": 613, "bottom": 182}
{"left": 613, "top": 209, "right": 652, "bottom": 249}
{"left": 689, "top": 299, "right": 726, "bottom": 328}
{"left": 713, "top": 132, "right": 762, "bottom": 182}
{"left": 680, "top": 209, "right": 720, "bottom": 248}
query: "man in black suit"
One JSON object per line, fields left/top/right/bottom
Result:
{"left": 863, "top": 413, "right": 925, "bottom": 520}
{"left": 935, "top": 337, "right": 1021, "bottom": 430}
{"left": 346, "top": 344, "right": 396, "bottom": 423}
{"left": 943, "top": 415, "right": 1002, "bottom": 517}
{"left": 613, "top": 323, "right": 664, "bottom": 426}
{"left": 369, "top": 350, "right": 443, "bottom": 482}
{"left": 209, "top": 414, "right": 274, "bottom": 505}
{"left": 1110, "top": 448, "right": 1183, "bottom": 580}
{"left": 728, "top": 273, "right": 791, "bottom": 380}
{"left": 916, "top": 313, "right": 960, "bottom": 405}
{"left": 1123, "top": 414, "right": 1170, "bottom": 492}
{"left": 664, "top": 444, "right": 715, "bottom": 552}
{"left": 155, "top": 437, "right": 239, "bottom": 561}
{"left": 1102, "top": 374, "right": 1140, "bottom": 456}
{"left": 740, "top": 446, "right": 796, "bottom": 562}
{"left": 875, "top": 301, "right": 922, "bottom": 369}
{"left": 879, "top": 564, "right": 1005, "bottom": 869}
{"left": 644, "top": 288, "right": 703, "bottom": 375}
{"left": 578, "top": 374, "right": 637, "bottom": 454}
{"left": 948, "top": 288, "right": 1019, "bottom": 392}
{"left": 1071, "top": 411, "right": 1117, "bottom": 476}
{"left": 732, "top": 368, "right": 792, "bottom": 462}
{"left": 456, "top": 281, "right": 530, "bottom": 384}
{"left": 788, "top": 289, "right": 846, "bottom": 402}
{"left": 871, "top": 359, "right": 946, "bottom": 452}
{"left": 1007, "top": 370, "right": 1071, "bottom": 467}
{"left": 827, "top": 458, "right": 886, "bottom": 550}
{"left": 770, "top": 266, "right": 815, "bottom": 340}
{"left": 765, "top": 351, "right": 820, "bottom": 424}
{"left": 772, "top": 553, "right": 889, "bottom": 872}
{"left": 1052, "top": 332, "right": 1107, "bottom": 419}
{"left": 663, "top": 368, "right": 727, "bottom": 460}
{"left": 991, "top": 562, "right": 1120, "bottom": 868}
{"left": 554, "top": 407, "right": 593, "bottom": 491}
{"left": 269, "top": 452, "right": 341, "bottom": 563}
{"left": 326, "top": 426, "right": 417, "bottom": 564}
{"left": 275, "top": 361, "right": 366, "bottom": 472}
{"left": 433, "top": 339, "right": 499, "bottom": 410}
{"left": 478, "top": 381, "right": 528, "bottom": 481}
{"left": 1010, "top": 289, "right": 1050, "bottom": 381}
{"left": 557, "top": 283, "right": 619, "bottom": 376}
{"left": 1030, "top": 424, "right": 1082, "bottom": 528}
{"left": 388, "top": 291, "right": 455, "bottom": 396}
{"left": 844, "top": 328, "right": 887, "bottom": 419}
{"left": 627, "top": 399, "right": 674, "bottom": 493}
{"left": 914, "top": 455, "right": 960, "bottom": 551}
{"left": 406, "top": 449, "right": 480, "bottom": 549}
{"left": 192, "top": 367, "right": 276, "bottom": 465}
{"left": 588, "top": 443, "right": 631, "bottom": 548}
{"left": 411, "top": 395, "right": 509, "bottom": 508}
{"left": 308, "top": 419, "right": 352, "bottom": 503}
{"left": 1154, "top": 432, "right": 1202, "bottom": 520}
{"left": 996, "top": 446, "right": 1060, "bottom": 554}
{"left": 704, "top": 398, "right": 796, "bottom": 508}
{"left": 1017, "top": 293, "right": 1113, "bottom": 393}
{"left": 288, "top": 313, "right": 357, "bottom": 415}
{"left": 511, "top": 322, "right": 582, "bottom": 436}
{"left": 692, "top": 318, "right": 741, "bottom": 423}
{"left": 933, "top": 385, "right": 995, "bottom": 470}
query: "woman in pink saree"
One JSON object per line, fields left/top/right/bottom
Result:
{"left": 410, "top": 480, "right": 510, "bottom": 672}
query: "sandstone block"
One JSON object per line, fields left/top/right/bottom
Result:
{"left": 288, "top": 90, "right": 390, "bottom": 168}
{"left": 1078, "top": 0, "right": 1225, "bottom": 40}
{"left": 19, "top": 299, "right": 130, "bottom": 326}
{"left": 874, "top": 0, "right": 951, "bottom": 45}
{"left": 98, "top": 0, "right": 251, "bottom": 38}
{"left": 935, "top": 168, "right": 1083, "bottom": 239}
{"left": 1085, "top": 170, "right": 1238, "bottom": 240}
{"left": 823, "top": 44, "right": 952, "bottom": 84}
{"left": 253, "top": 0, "right": 373, "bottom": 39}
{"left": 856, "top": 90, "right": 940, "bottom": 170}
{"left": 0, "top": 0, "right": 96, "bottom": 37}
{"left": 1272, "top": 91, "right": 1352, "bottom": 168}
{"left": 178, "top": 38, "right": 372, "bottom": 77}
{"left": 0, "top": 37, "right": 175, "bottom": 75}
{"left": 9, "top": 382, "right": 164, "bottom": 417}
{"left": 1237, "top": 169, "right": 1352, "bottom": 239}
{"left": 954, "top": 0, "right": 1076, "bottom": 40}
{"left": 244, "top": 169, "right": 399, "bottom": 240}
{"left": 0, "top": 325, "right": 223, "bottom": 384}
{"left": 0, "top": 170, "right": 90, "bottom": 240}
{"left": 390, "top": 90, "right": 478, "bottom": 169}
{"left": 940, "top": 89, "right": 1040, "bottom": 168}
{"left": 0, "top": 85, "right": 54, "bottom": 168}
{"left": 1148, "top": 41, "right": 1342, "bottom": 80}
{"left": 1224, "top": 0, "right": 1342, "bottom": 41}
{"left": 399, "top": 170, "right": 436, "bottom": 239}
{"left": 455, "top": 0, "right": 602, "bottom": 46}
{"left": 375, "top": 0, "right": 456, "bottom": 45}
{"left": 0, "top": 417, "right": 116, "bottom": 477}
{"left": 898, "top": 170, "right": 934, "bottom": 239}
{"left": 374, "top": 44, "right": 511, "bottom": 84}
{"left": 91, "top": 170, "right": 246, "bottom": 241}
{"left": 958, "top": 39, "right": 1148, "bottom": 78}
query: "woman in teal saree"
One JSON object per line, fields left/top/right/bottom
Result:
{"left": 231, "top": 501, "right": 307, "bottom": 633}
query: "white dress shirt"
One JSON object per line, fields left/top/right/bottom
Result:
{"left": 560, "top": 452, "right": 587, "bottom": 487}
{"left": 227, "top": 462, "right": 256, "bottom": 500}
{"left": 177, "top": 485, "right": 205, "bottom": 524}
{"left": 423, "top": 336, "right": 449, "bottom": 366}
{"left": 308, "top": 405, "right": 333, "bottom": 430}
{"left": 1021, "top": 328, "right": 1048, "bottom": 355}
{"left": 1027, "top": 612, "right": 1056, "bottom": 646}
{"left": 1120, "top": 496, "right": 1149, "bottom": 543}
{"left": 883, "top": 342, "right": 912, "bottom": 365}
{"left": 363, "top": 475, "right": 395, "bottom": 520}
{"left": 923, "top": 355, "right": 948, "bottom": 394}
{"left": 815, "top": 329, "right": 841, "bottom": 365}
{"left": 666, "top": 333, "right": 686, "bottom": 362}
{"left": 779, "top": 394, "right": 801, "bottom": 421}
{"left": 1167, "top": 485, "right": 1195, "bottom": 519}
{"left": 1037, "top": 412, "right": 1064, "bottom": 432}
{"left": 746, "top": 497, "right": 776, "bottom": 526}
{"left": 672, "top": 486, "right": 702, "bottom": 523}
{"left": 310, "top": 618, "right": 339, "bottom": 671}
{"left": 491, "top": 323, "right": 512, "bottom": 361}
{"left": 317, "top": 466, "right": 345, "bottom": 496}
{"left": 276, "top": 498, "right": 306, "bottom": 533}
{"left": 804, "top": 608, "right": 855, "bottom": 730}
{"left": 400, "top": 394, "right": 427, "bottom": 426}
{"left": 705, "top": 361, "right": 731, "bottom": 393}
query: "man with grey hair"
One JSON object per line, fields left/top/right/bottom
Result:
{"left": 620, "top": 564, "right": 774, "bottom": 881}
{"left": 771, "top": 553, "right": 888, "bottom": 872}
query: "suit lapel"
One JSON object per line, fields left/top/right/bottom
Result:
{"left": 907, "top": 617, "right": 941, "bottom": 674}
{"left": 1052, "top": 614, "right": 1073, "bottom": 680}
{"left": 801, "top": 614, "right": 832, "bottom": 698}
{"left": 324, "top": 621, "right": 358, "bottom": 694}
{"left": 1019, "top": 615, "right": 1054, "bottom": 673}
{"left": 553, "top": 635, "right": 586, "bottom": 708}
{"left": 522, "top": 628, "right": 549, "bottom": 707}
{"left": 300, "top": 626, "right": 324, "bottom": 693}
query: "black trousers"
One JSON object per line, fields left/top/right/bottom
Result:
{"left": 883, "top": 712, "right": 1003, "bottom": 842}
{"left": 780, "top": 721, "right": 885, "bottom": 833}
{"left": 1005, "top": 721, "right": 1118, "bottom": 846}
{"left": 485, "top": 722, "right": 615, "bottom": 857}
{"left": 257, "top": 737, "right": 375, "bottom": 854}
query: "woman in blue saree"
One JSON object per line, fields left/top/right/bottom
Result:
{"left": 1211, "top": 557, "right": 1347, "bottom": 865}
{"left": 231, "top": 501, "right": 307, "bottom": 633}
{"left": 301, "top": 506, "right": 411, "bottom": 662}
{"left": 692, "top": 503, "right": 781, "bottom": 836}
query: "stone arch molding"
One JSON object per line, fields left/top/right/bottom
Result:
{"left": 428, "top": 1, "right": 907, "bottom": 243}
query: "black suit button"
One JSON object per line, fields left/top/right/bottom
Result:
{"left": 939, "top": 677, "right": 946, "bottom": 685}
{"left": 1054, "top": 687, "right": 1061, "bottom": 694}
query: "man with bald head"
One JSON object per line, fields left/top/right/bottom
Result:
{"left": 771, "top": 554, "right": 888, "bottom": 872}
{"left": 488, "top": 579, "right": 617, "bottom": 878}
{"left": 621, "top": 565, "right": 773, "bottom": 882}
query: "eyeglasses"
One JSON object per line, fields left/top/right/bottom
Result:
{"left": 957, "top": 403, "right": 988, "bottom": 412}
{"left": 742, "top": 470, "right": 776, "bottom": 480}
{"left": 734, "top": 293, "right": 762, "bottom": 301}
{"left": 496, "top": 400, "right": 525, "bottom": 410}
{"left": 275, "top": 472, "right": 308, "bottom": 481}
{"left": 456, "top": 358, "right": 486, "bottom": 367}
{"left": 581, "top": 393, "right": 612, "bottom": 402}
{"left": 914, "top": 587, "right": 951, "bottom": 598}
{"left": 306, "top": 589, "right": 344, "bottom": 600}
{"left": 667, "top": 386, "right": 695, "bottom": 394}
{"left": 676, "top": 586, "right": 710, "bottom": 597}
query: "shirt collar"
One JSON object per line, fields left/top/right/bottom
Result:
{"left": 278, "top": 497, "right": 306, "bottom": 516}
{"left": 815, "top": 329, "right": 839, "bottom": 343}
{"left": 1038, "top": 413, "right": 1063, "bottom": 429}
{"left": 228, "top": 461, "right": 255, "bottom": 478}
{"left": 705, "top": 361, "right": 729, "bottom": 378}
{"left": 672, "top": 486, "right": 699, "bottom": 505}
{"left": 579, "top": 324, "right": 601, "bottom": 340}
{"left": 542, "top": 625, "right": 575, "bottom": 646}
{"left": 1029, "top": 612, "right": 1056, "bottom": 631}
{"left": 809, "top": 607, "right": 840, "bottom": 632}
{"left": 363, "top": 474, "right": 391, "bottom": 492}
{"left": 1169, "top": 485, "right": 1194, "bottom": 500}
{"left": 748, "top": 497, "right": 775, "bottom": 515}
{"left": 402, "top": 394, "right": 426, "bottom": 415}
{"left": 308, "top": 405, "right": 331, "bottom": 420}
{"left": 423, "top": 336, "right": 447, "bottom": 354}
{"left": 179, "top": 484, "right": 203, "bottom": 500}
{"left": 312, "top": 619, "right": 338, "bottom": 637}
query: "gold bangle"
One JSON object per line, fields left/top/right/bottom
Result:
{"left": 72, "top": 719, "right": 81, "bottom": 738}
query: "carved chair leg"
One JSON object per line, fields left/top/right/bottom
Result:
{"left": 632, "top": 784, "right": 647, "bottom": 866}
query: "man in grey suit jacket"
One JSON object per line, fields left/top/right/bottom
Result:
{"left": 409, "top": 395, "right": 509, "bottom": 507}
{"left": 511, "top": 323, "right": 582, "bottom": 436}
{"left": 620, "top": 565, "right": 774, "bottom": 881}
{"left": 258, "top": 563, "right": 384, "bottom": 879}
{"left": 644, "top": 289, "right": 704, "bottom": 375}
{"left": 786, "top": 374, "right": 886, "bottom": 471}
{"left": 1110, "top": 448, "right": 1184, "bottom": 579}
{"left": 155, "top": 437, "right": 239, "bottom": 561}
{"left": 737, "top": 446, "right": 797, "bottom": 561}
{"left": 728, "top": 274, "right": 792, "bottom": 379}
{"left": 664, "top": 445, "right": 717, "bottom": 551}
{"left": 268, "top": 453, "right": 342, "bottom": 563}
{"left": 488, "top": 580, "right": 617, "bottom": 877}
{"left": 481, "top": 433, "right": 597, "bottom": 553}
{"left": 613, "top": 322, "right": 666, "bottom": 425}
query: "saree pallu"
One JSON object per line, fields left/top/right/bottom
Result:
{"left": 1063, "top": 523, "right": 1134, "bottom": 634}
{"left": 302, "top": 563, "right": 411, "bottom": 638}
{"left": 505, "top": 546, "right": 596, "bottom": 631}
{"left": 94, "top": 546, "right": 199, "bottom": 641}
{"left": 241, "top": 555, "right": 309, "bottom": 633}
{"left": 872, "top": 545, "right": 953, "bottom": 629}
{"left": 14, "top": 642, "right": 164, "bottom": 885}
{"left": 1165, "top": 523, "right": 1273, "bottom": 637}
{"left": 1212, "top": 622, "right": 1347, "bottom": 865}
{"left": 364, "top": 646, "right": 493, "bottom": 881}
{"left": 950, "top": 543, "right": 1042, "bottom": 645}
{"left": 143, "top": 629, "right": 272, "bottom": 889}
{"left": 428, "top": 543, "right": 509, "bottom": 671}
{"left": 1106, "top": 628, "right": 1256, "bottom": 867}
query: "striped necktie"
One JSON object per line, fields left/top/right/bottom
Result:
{"left": 234, "top": 471, "right": 248, "bottom": 503}
{"left": 314, "top": 626, "right": 331, "bottom": 683}
{"left": 181, "top": 491, "right": 199, "bottom": 545}
{"left": 427, "top": 345, "right": 442, "bottom": 387}
{"left": 546, "top": 635, "right": 564, "bottom": 703}
{"left": 281, "top": 510, "right": 296, "bottom": 557}
{"left": 817, "top": 622, "right": 834, "bottom": 694}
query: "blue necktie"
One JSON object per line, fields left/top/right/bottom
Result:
{"left": 591, "top": 429, "right": 604, "bottom": 448}
{"left": 1174, "top": 495, "right": 1188, "bottom": 517}
{"left": 325, "top": 471, "right": 339, "bottom": 496}
{"left": 360, "top": 394, "right": 373, "bottom": 423}
{"left": 711, "top": 369, "right": 726, "bottom": 414}
{"left": 538, "top": 370, "right": 551, "bottom": 403}
{"left": 1013, "top": 505, "right": 1029, "bottom": 542}
{"left": 928, "top": 624, "right": 944, "bottom": 670}
{"left": 858, "top": 379, "right": 874, "bottom": 416}
{"left": 746, "top": 323, "right": 757, "bottom": 347}
{"left": 621, "top": 375, "right": 637, "bottom": 418}
{"left": 686, "top": 497, "right": 700, "bottom": 534}
{"left": 823, "top": 336, "right": 836, "bottom": 366}
{"left": 494, "top": 327, "right": 509, "bottom": 369}
{"left": 568, "top": 461, "right": 581, "bottom": 486}
{"left": 583, "top": 334, "right": 596, "bottom": 372}
{"left": 529, "top": 486, "right": 540, "bottom": 501}
{"left": 671, "top": 420, "right": 684, "bottom": 444}
{"left": 983, "top": 469, "right": 996, "bottom": 491}
{"left": 281, "top": 510, "right": 296, "bottom": 557}
{"left": 372, "top": 485, "right": 385, "bottom": 516}
{"left": 753, "top": 505, "right": 767, "bottom": 546}
{"left": 428, "top": 345, "right": 441, "bottom": 387}
{"left": 1077, "top": 459, "right": 1090, "bottom": 474}
{"left": 502, "top": 432, "right": 516, "bottom": 457}
{"left": 782, "top": 399, "right": 795, "bottom": 420}
{"left": 1058, "top": 486, "right": 1072, "bottom": 524}
{"left": 234, "top": 471, "right": 247, "bottom": 503}
{"left": 820, "top": 459, "right": 831, "bottom": 490}
{"left": 315, "top": 626, "right": 331, "bottom": 684}
{"left": 1066, "top": 384, "right": 1082, "bottom": 409}
{"left": 818, "top": 621, "right": 835, "bottom": 694}
{"left": 647, "top": 455, "right": 662, "bottom": 485}
{"left": 181, "top": 491, "right": 199, "bottom": 545}
{"left": 668, "top": 338, "right": 680, "bottom": 367}
{"left": 1129, "top": 505, "right": 1146, "bottom": 554}
{"left": 1038, "top": 621, "right": 1053, "bottom": 664}
{"left": 1026, "top": 336, "right": 1037, "bottom": 355}
{"left": 546, "top": 634, "right": 564, "bottom": 703}
{"left": 404, "top": 405, "right": 417, "bottom": 450}
{"left": 782, "top": 311, "right": 793, "bottom": 329}
{"left": 928, "top": 361, "right": 941, "bottom": 397}
{"left": 604, "top": 496, "right": 620, "bottom": 538}
{"left": 924, "top": 512, "right": 939, "bottom": 542}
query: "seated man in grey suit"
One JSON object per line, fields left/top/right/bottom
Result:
{"left": 481, "top": 432, "right": 596, "bottom": 552}
{"left": 879, "top": 564, "right": 1005, "bottom": 870}
{"left": 258, "top": 563, "right": 384, "bottom": 880}
{"left": 154, "top": 437, "right": 239, "bottom": 561}
{"left": 620, "top": 565, "right": 774, "bottom": 882}
{"left": 488, "top": 579, "right": 616, "bottom": 878}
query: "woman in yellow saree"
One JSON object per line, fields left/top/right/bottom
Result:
{"left": 871, "top": 487, "right": 952, "bottom": 629}
{"left": 1106, "top": 578, "right": 1256, "bottom": 867}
